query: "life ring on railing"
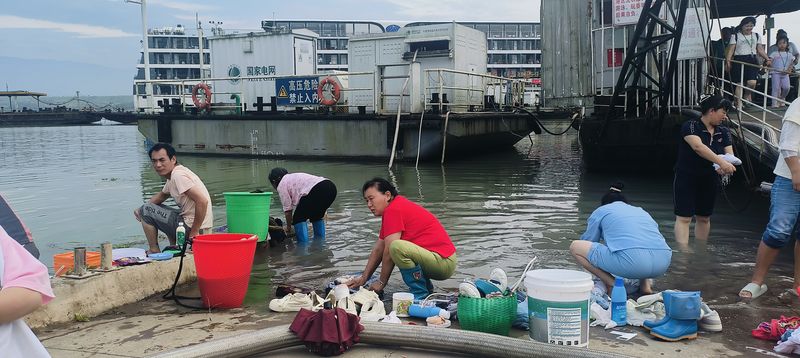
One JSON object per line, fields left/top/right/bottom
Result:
{"left": 317, "top": 76, "right": 341, "bottom": 106}
{"left": 192, "top": 83, "right": 212, "bottom": 110}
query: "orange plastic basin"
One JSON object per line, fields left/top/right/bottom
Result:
{"left": 53, "top": 251, "right": 101, "bottom": 276}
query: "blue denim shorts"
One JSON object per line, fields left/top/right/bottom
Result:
{"left": 762, "top": 176, "right": 800, "bottom": 248}
{"left": 588, "top": 243, "right": 672, "bottom": 279}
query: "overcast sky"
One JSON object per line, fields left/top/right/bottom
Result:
{"left": 0, "top": 0, "right": 797, "bottom": 96}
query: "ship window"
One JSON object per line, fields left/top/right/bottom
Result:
{"left": 409, "top": 40, "right": 449, "bottom": 53}
{"left": 474, "top": 24, "right": 489, "bottom": 35}
{"left": 490, "top": 24, "right": 503, "bottom": 38}
{"left": 504, "top": 24, "right": 518, "bottom": 38}
{"left": 601, "top": 0, "right": 613, "bottom": 26}
{"left": 321, "top": 23, "right": 337, "bottom": 37}
{"left": 354, "top": 23, "right": 369, "bottom": 34}
{"left": 290, "top": 22, "right": 304, "bottom": 30}
{"left": 520, "top": 24, "right": 533, "bottom": 38}
{"left": 306, "top": 22, "right": 321, "bottom": 34}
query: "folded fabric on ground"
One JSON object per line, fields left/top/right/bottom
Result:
{"left": 775, "top": 327, "right": 800, "bottom": 354}
{"left": 753, "top": 316, "right": 800, "bottom": 341}
{"left": 626, "top": 299, "right": 665, "bottom": 326}
{"left": 111, "top": 248, "right": 147, "bottom": 261}
{"left": 289, "top": 307, "right": 364, "bottom": 356}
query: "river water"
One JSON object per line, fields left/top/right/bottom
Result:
{"left": 0, "top": 124, "right": 793, "bottom": 310}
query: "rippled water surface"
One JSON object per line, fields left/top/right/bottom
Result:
{"left": 0, "top": 124, "right": 787, "bottom": 308}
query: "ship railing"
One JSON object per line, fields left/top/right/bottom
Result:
{"left": 708, "top": 55, "right": 799, "bottom": 153}
{"left": 423, "top": 69, "right": 531, "bottom": 112}
{"left": 134, "top": 71, "right": 378, "bottom": 113}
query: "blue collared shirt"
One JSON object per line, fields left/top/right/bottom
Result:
{"left": 580, "top": 201, "right": 671, "bottom": 252}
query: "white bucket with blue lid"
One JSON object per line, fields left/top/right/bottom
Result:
{"left": 524, "top": 269, "right": 593, "bottom": 347}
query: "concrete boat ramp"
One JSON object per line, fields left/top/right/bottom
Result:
{"left": 28, "top": 257, "right": 780, "bottom": 358}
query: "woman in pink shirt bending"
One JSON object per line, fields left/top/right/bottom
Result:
{"left": 0, "top": 225, "right": 55, "bottom": 357}
{"left": 269, "top": 168, "right": 337, "bottom": 243}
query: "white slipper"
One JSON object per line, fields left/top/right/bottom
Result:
{"left": 739, "top": 283, "right": 768, "bottom": 300}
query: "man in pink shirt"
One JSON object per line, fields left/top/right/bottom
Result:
{"left": 268, "top": 168, "right": 337, "bottom": 243}
{"left": 134, "top": 143, "right": 213, "bottom": 253}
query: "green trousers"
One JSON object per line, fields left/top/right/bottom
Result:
{"left": 389, "top": 239, "right": 457, "bottom": 280}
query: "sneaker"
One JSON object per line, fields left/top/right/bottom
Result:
{"left": 489, "top": 268, "right": 508, "bottom": 292}
{"left": 275, "top": 284, "right": 312, "bottom": 298}
{"left": 459, "top": 281, "right": 481, "bottom": 298}
{"left": 269, "top": 293, "right": 313, "bottom": 312}
{"left": 351, "top": 287, "right": 380, "bottom": 306}
{"left": 699, "top": 303, "right": 722, "bottom": 332}
{"left": 359, "top": 299, "right": 386, "bottom": 322}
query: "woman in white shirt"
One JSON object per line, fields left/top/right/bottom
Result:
{"left": 726, "top": 17, "right": 772, "bottom": 108}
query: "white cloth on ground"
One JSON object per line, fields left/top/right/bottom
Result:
{"left": 589, "top": 302, "right": 618, "bottom": 329}
{"left": 626, "top": 299, "right": 666, "bottom": 326}
{"left": 775, "top": 328, "right": 800, "bottom": 355}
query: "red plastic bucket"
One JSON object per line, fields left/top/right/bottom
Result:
{"left": 192, "top": 233, "right": 258, "bottom": 308}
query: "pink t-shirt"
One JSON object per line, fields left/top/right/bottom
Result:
{"left": 0, "top": 226, "right": 54, "bottom": 304}
{"left": 161, "top": 165, "right": 213, "bottom": 229}
{"left": 276, "top": 173, "right": 326, "bottom": 212}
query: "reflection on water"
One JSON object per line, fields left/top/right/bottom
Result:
{"left": 0, "top": 125, "right": 785, "bottom": 307}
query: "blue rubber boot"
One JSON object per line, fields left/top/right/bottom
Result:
{"left": 643, "top": 290, "right": 675, "bottom": 331}
{"left": 400, "top": 265, "right": 430, "bottom": 301}
{"left": 650, "top": 292, "right": 701, "bottom": 342}
{"left": 293, "top": 222, "right": 309, "bottom": 244}
{"left": 311, "top": 220, "right": 325, "bottom": 241}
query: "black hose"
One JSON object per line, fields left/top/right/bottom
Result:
{"left": 162, "top": 237, "right": 205, "bottom": 309}
{"left": 515, "top": 106, "right": 579, "bottom": 136}
{"left": 716, "top": 108, "right": 762, "bottom": 213}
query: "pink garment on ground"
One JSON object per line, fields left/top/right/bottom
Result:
{"left": 277, "top": 173, "right": 326, "bottom": 212}
{"left": 0, "top": 227, "right": 54, "bottom": 304}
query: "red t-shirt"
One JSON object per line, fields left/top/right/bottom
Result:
{"left": 379, "top": 196, "right": 456, "bottom": 258}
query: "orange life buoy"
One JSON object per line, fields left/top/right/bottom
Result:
{"left": 317, "top": 76, "right": 341, "bottom": 106}
{"left": 192, "top": 83, "right": 212, "bottom": 110}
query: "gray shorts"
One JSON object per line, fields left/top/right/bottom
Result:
{"left": 139, "top": 203, "right": 188, "bottom": 240}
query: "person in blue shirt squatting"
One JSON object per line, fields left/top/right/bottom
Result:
{"left": 570, "top": 183, "right": 673, "bottom": 294}
{"left": 673, "top": 95, "right": 736, "bottom": 250}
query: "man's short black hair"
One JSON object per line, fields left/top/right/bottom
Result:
{"left": 700, "top": 96, "right": 732, "bottom": 115}
{"left": 362, "top": 177, "right": 398, "bottom": 197}
{"left": 148, "top": 142, "right": 176, "bottom": 159}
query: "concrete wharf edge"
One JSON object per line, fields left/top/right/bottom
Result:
{"left": 25, "top": 255, "right": 197, "bottom": 330}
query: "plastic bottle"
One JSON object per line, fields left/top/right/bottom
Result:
{"left": 610, "top": 277, "right": 627, "bottom": 326}
{"left": 176, "top": 222, "right": 186, "bottom": 248}
{"left": 408, "top": 303, "right": 450, "bottom": 319}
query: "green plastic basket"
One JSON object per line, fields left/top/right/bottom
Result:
{"left": 457, "top": 294, "right": 517, "bottom": 336}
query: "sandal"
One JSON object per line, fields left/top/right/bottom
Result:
{"left": 740, "top": 282, "right": 768, "bottom": 300}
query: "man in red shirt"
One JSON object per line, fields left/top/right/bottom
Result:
{"left": 348, "top": 178, "right": 457, "bottom": 299}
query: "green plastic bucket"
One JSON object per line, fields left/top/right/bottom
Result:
{"left": 223, "top": 192, "right": 272, "bottom": 242}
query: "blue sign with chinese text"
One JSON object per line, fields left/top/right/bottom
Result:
{"left": 275, "top": 77, "right": 319, "bottom": 106}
